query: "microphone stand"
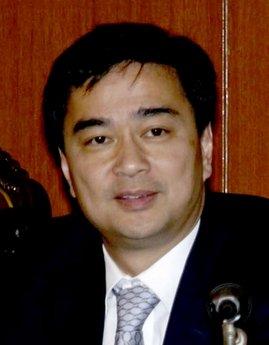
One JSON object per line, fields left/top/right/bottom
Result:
{"left": 222, "top": 316, "right": 247, "bottom": 345}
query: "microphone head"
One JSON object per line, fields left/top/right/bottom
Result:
{"left": 208, "top": 283, "right": 251, "bottom": 324}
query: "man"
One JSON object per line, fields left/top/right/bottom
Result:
{"left": 4, "top": 23, "right": 269, "bottom": 345}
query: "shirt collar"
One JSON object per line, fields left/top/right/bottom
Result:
{"left": 103, "top": 220, "right": 200, "bottom": 311}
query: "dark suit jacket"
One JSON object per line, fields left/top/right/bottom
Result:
{"left": 2, "top": 192, "right": 269, "bottom": 344}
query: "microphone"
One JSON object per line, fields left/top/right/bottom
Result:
{"left": 208, "top": 283, "right": 251, "bottom": 323}
{"left": 209, "top": 283, "right": 241, "bottom": 323}
{"left": 208, "top": 283, "right": 250, "bottom": 345}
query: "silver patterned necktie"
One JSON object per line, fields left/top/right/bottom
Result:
{"left": 113, "top": 278, "right": 160, "bottom": 345}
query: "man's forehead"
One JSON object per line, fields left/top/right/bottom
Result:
{"left": 76, "top": 62, "right": 179, "bottom": 94}
{"left": 65, "top": 62, "right": 188, "bottom": 131}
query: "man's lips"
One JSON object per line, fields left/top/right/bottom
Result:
{"left": 115, "top": 191, "right": 157, "bottom": 199}
{"left": 114, "top": 190, "right": 158, "bottom": 210}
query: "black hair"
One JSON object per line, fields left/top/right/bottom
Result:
{"left": 43, "top": 22, "right": 216, "bottom": 164}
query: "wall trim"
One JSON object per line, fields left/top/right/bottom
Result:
{"left": 222, "top": 0, "right": 229, "bottom": 193}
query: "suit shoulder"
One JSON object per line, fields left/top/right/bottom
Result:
{"left": 45, "top": 212, "right": 102, "bottom": 252}
{"left": 48, "top": 212, "right": 100, "bottom": 239}
{"left": 203, "top": 192, "right": 268, "bottom": 239}
{"left": 206, "top": 191, "right": 268, "bottom": 214}
{"left": 18, "top": 212, "right": 102, "bottom": 271}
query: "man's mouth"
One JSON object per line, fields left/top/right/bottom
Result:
{"left": 115, "top": 191, "right": 158, "bottom": 210}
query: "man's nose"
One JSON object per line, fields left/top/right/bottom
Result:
{"left": 112, "top": 137, "right": 150, "bottom": 177}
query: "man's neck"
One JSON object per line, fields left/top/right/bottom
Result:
{"left": 103, "top": 224, "right": 198, "bottom": 276}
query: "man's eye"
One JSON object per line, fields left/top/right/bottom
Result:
{"left": 146, "top": 128, "right": 167, "bottom": 137}
{"left": 86, "top": 136, "right": 108, "bottom": 145}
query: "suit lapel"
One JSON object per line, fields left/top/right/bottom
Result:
{"left": 50, "top": 216, "right": 107, "bottom": 345}
{"left": 70, "top": 225, "right": 106, "bottom": 345}
{"left": 163, "top": 194, "right": 230, "bottom": 345}
{"left": 69, "top": 241, "right": 106, "bottom": 345}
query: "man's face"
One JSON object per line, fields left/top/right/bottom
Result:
{"left": 61, "top": 63, "right": 212, "bottom": 251}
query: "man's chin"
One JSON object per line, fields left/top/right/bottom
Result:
{"left": 104, "top": 223, "right": 169, "bottom": 249}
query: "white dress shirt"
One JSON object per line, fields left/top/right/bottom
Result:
{"left": 102, "top": 220, "right": 200, "bottom": 345}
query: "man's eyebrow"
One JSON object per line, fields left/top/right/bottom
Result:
{"left": 73, "top": 118, "right": 109, "bottom": 134}
{"left": 72, "top": 107, "right": 179, "bottom": 133}
{"left": 135, "top": 107, "right": 180, "bottom": 117}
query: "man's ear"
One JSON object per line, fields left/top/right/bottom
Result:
{"left": 59, "top": 149, "right": 76, "bottom": 198}
{"left": 200, "top": 124, "right": 213, "bottom": 181}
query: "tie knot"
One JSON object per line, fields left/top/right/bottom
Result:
{"left": 113, "top": 279, "right": 160, "bottom": 335}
